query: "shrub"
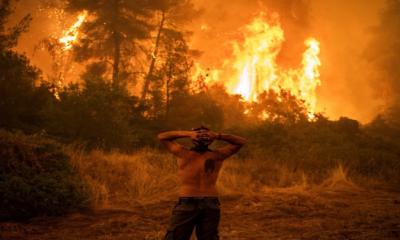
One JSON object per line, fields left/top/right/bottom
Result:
{"left": 0, "top": 130, "right": 89, "bottom": 220}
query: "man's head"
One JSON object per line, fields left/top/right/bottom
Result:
{"left": 192, "top": 126, "right": 213, "bottom": 149}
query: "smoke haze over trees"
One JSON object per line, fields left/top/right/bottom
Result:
{"left": 365, "top": 0, "right": 400, "bottom": 127}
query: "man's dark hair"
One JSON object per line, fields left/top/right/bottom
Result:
{"left": 192, "top": 126, "right": 210, "bottom": 131}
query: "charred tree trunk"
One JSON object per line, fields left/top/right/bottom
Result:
{"left": 141, "top": 11, "right": 165, "bottom": 102}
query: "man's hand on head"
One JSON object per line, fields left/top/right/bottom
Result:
{"left": 195, "top": 130, "right": 221, "bottom": 142}
{"left": 188, "top": 131, "right": 197, "bottom": 140}
{"left": 194, "top": 129, "right": 213, "bottom": 142}
{"left": 205, "top": 131, "right": 219, "bottom": 141}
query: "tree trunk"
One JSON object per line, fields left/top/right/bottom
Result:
{"left": 112, "top": 32, "right": 121, "bottom": 88}
{"left": 165, "top": 60, "right": 173, "bottom": 120}
{"left": 141, "top": 11, "right": 165, "bottom": 101}
{"left": 112, "top": 0, "right": 120, "bottom": 88}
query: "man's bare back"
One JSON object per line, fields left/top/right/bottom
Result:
{"left": 177, "top": 150, "right": 224, "bottom": 196}
{"left": 158, "top": 128, "right": 247, "bottom": 196}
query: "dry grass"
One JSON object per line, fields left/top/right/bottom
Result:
{"left": 3, "top": 148, "right": 400, "bottom": 240}
{"left": 68, "top": 148, "right": 179, "bottom": 207}
{"left": 67, "top": 147, "right": 368, "bottom": 208}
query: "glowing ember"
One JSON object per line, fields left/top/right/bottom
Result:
{"left": 194, "top": 12, "right": 322, "bottom": 118}
{"left": 53, "top": 80, "right": 63, "bottom": 101}
{"left": 59, "top": 11, "right": 87, "bottom": 50}
{"left": 192, "top": 63, "right": 220, "bottom": 85}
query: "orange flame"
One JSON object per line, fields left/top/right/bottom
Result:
{"left": 300, "top": 38, "right": 321, "bottom": 118}
{"left": 228, "top": 13, "right": 284, "bottom": 102}
{"left": 59, "top": 11, "right": 87, "bottom": 50}
{"left": 194, "top": 12, "right": 322, "bottom": 118}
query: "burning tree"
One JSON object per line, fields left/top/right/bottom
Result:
{"left": 34, "top": 6, "right": 88, "bottom": 99}
{"left": 59, "top": 10, "right": 88, "bottom": 51}
{"left": 140, "top": 0, "right": 199, "bottom": 102}
{"left": 145, "top": 30, "right": 194, "bottom": 119}
{"left": 61, "top": 0, "right": 198, "bottom": 99}
{"left": 64, "top": 0, "right": 155, "bottom": 88}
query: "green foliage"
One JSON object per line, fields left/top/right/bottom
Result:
{"left": 0, "top": 50, "right": 54, "bottom": 132}
{"left": 0, "top": 130, "right": 89, "bottom": 220}
{"left": 46, "top": 63, "right": 143, "bottom": 150}
{"left": 0, "top": 0, "right": 52, "bottom": 132}
{"left": 248, "top": 89, "right": 309, "bottom": 123}
{"left": 235, "top": 116, "right": 400, "bottom": 185}
{"left": 0, "top": 1, "right": 56, "bottom": 139}
{"left": 140, "top": 0, "right": 199, "bottom": 101}
{"left": 167, "top": 91, "right": 224, "bottom": 130}
{"left": 0, "top": 0, "right": 32, "bottom": 51}
{"left": 365, "top": 114, "right": 400, "bottom": 148}
{"left": 146, "top": 28, "right": 196, "bottom": 121}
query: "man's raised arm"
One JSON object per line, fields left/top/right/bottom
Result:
{"left": 217, "top": 133, "right": 247, "bottom": 146}
{"left": 158, "top": 131, "right": 195, "bottom": 157}
{"left": 158, "top": 131, "right": 194, "bottom": 141}
{"left": 212, "top": 132, "right": 247, "bottom": 160}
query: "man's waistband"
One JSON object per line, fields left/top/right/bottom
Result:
{"left": 178, "top": 197, "right": 219, "bottom": 204}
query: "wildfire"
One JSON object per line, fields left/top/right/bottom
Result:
{"left": 194, "top": 12, "right": 322, "bottom": 118}
{"left": 229, "top": 14, "right": 284, "bottom": 102}
{"left": 59, "top": 11, "right": 87, "bottom": 50}
{"left": 300, "top": 38, "right": 321, "bottom": 118}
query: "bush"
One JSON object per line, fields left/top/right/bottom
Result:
{"left": 0, "top": 130, "right": 89, "bottom": 220}
{"left": 232, "top": 116, "right": 400, "bottom": 186}
{"left": 0, "top": 50, "right": 54, "bottom": 132}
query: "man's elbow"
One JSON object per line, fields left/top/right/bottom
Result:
{"left": 157, "top": 133, "right": 166, "bottom": 141}
{"left": 238, "top": 137, "right": 247, "bottom": 146}
{"left": 232, "top": 139, "right": 246, "bottom": 148}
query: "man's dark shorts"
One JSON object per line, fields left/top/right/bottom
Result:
{"left": 164, "top": 197, "right": 220, "bottom": 240}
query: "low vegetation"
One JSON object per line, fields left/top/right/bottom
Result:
{"left": 0, "top": 130, "right": 89, "bottom": 220}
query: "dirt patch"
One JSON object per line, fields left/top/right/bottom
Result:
{"left": 1, "top": 187, "right": 400, "bottom": 240}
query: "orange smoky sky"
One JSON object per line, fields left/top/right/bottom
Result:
{"left": 12, "top": 0, "right": 385, "bottom": 122}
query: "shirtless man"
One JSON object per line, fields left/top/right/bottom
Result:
{"left": 158, "top": 126, "right": 247, "bottom": 240}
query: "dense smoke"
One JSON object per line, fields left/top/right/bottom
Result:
{"left": 310, "top": 0, "right": 384, "bottom": 122}
{"left": 364, "top": 0, "right": 400, "bottom": 125}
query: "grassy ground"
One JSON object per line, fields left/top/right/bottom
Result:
{"left": 1, "top": 149, "right": 400, "bottom": 239}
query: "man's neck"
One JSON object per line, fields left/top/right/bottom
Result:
{"left": 191, "top": 145, "right": 210, "bottom": 153}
